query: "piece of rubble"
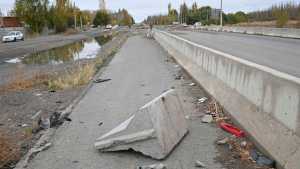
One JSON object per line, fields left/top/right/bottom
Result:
{"left": 137, "top": 163, "right": 167, "bottom": 169}
{"left": 198, "top": 97, "right": 208, "bottom": 103}
{"left": 201, "top": 115, "right": 213, "bottom": 123}
{"left": 94, "top": 89, "right": 188, "bottom": 159}
{"left": 195, "top": 160, "right": 206, "bottom": 168}
{"left": 217, "top": 137, "right": 229, "bottom": 145}
{"left": 93, "top": 78, "right": 111, "bottom": 83}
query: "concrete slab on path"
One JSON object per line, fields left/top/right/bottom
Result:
{"left": 26, "top": 35, "right": 224, "bottom": 169}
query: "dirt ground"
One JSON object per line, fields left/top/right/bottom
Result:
{"left": 0, "top": 31, "right": 129, "bottom": 169}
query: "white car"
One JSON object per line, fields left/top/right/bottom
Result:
{"left": 2, "top": 31, "right": 24, "bottom": 42}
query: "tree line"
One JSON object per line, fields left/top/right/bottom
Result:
{"left": 13, "top": 0, "right": 134, "bottom": 33}
{"left": 93, "top": 9, "right": 135, "bottom": 27}
{"left": 144, "top": 1, "right": 300, "bottom": 28}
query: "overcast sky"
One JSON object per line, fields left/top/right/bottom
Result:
{"left": 1, "top": 0, "right": 298, "bottom": 22}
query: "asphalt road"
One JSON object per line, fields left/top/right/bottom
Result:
{"left": 25, "top": 35, "right": 225, "bottom": 169}
{"left": 170, "top": 30, "right": 300, "bottom": 77}
{"left": 0, "top": 30, "right": 103, "bottom": 63}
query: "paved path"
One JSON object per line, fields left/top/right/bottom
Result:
{"left": 171, "top": 30, "right": 300, "bottom": 77}
{"left": 26, "top": 35, "right": 224, "bottom": 169}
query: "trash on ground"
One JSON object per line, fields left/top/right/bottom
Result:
{"left": 220, "top": 122, "right": 245, "bottom": 138}
{"left": 240, "top": 141, "right": 247, "bottom": 148}
{"left": 98, "top": 122, "right": 103, "bottom": 126}
{"left": 38, "top": 117, "right": 50, "bottom": 130}
{"left": 93, "top": 78, "right": 111, "bottom": 83}
{"left": 201, "top": 115, "right": 213, "bottom": 123}
{"left": 5, "top": 58, "right": 21, "bottom": 63}
{"left": 195, "top": 160, "right": 206, "bottom": 168}
{"left": 64, "top": 117, "right": 72, "bottom": 122}
{"left": 94, "top": 89, "right": 188, "bottom": 160}
{"left": 189, "top": 83, "right": 196, "bottom": 86}
{"left": 198, "top": 97, "right": 208, "bottom": 103}
{"left": 216, "top": 137, "right": 229, "bottom": 145}
{"left": 174, "top": 65, "right": 180, "bottom": 68}
{"left": 250, "top": 149, "right": 275, "bottom": 167}
{"left": 22, "top": 124, "right": 29, "bottom": 127}
{"left": 35, "top": 93, "right": 42, "bottom": 96}
{"left": 175, "top": 75, "right": 182, "bottom": 80}
{"left": 137, "top": 163, "right": 167, "bottom": 169}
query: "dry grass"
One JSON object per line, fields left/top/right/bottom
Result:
{"left": 0, "top": 132, "right": 21, "bottom": 168}
{"left": 48, "top": 63, "right": 96, "bottom": 90}
{"left": 0, "top": 70, "right": 49, "bottom": 94}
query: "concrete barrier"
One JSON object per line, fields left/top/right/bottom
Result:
{"left": 198, "top": 26, "right": 300, "bottom": 39}
{"left": 154, "top": 30, "right": 300, "bottom": 169}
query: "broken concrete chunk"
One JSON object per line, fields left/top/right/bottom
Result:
{"left": 137, "top": 163, "right": 166, "bottom": 169}
{"left": 201, "top": 115, "right": 213, "bottom": 123}
{"left": 94, "top": 89, "right": 188, "bottom": 160}
{"left": 195, "top": 160, "right": 206, "bottom": 168}
{"left": 216, "top": 137, "right": 229, "bottom": 145}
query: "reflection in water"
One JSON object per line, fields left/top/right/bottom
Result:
{"left": 23, "top": 35, "right": 112, "bottom": 65}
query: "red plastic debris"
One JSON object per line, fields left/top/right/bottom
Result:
{"left": 220, "top": 122, "right": 245, "bottom": 137}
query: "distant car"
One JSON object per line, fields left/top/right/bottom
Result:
{"left": 105, "top": 24, "right": 112, "bottom": 30}
{"left": 2, "top": 31, "right": 24, "bottom": 42}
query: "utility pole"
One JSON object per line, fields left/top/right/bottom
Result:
{"left": 220, "top": 0, "right": 223, "bottom": 27}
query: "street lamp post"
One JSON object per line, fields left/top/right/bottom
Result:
{"left": 220, "top": 0, "right": 223, "bottom": 27}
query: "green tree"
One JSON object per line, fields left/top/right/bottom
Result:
{"left": 93, "top": 10, "right": 111, "bottom": 26}
{"left": 15, "top": 0, "right": 49, "bottom": 33}
{"left": 180, "top": 2, "right": 188, "bottom": 23}
{"left": 274, "top": 10, "right": 289, "bottom": 28}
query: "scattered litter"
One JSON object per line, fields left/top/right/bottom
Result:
{"left": 220, "top": 122, "right": 245, "bottom": 138}
{"left": 98, "top": 122, "right": 103, "bottom": 126}
{"left": 175, "top": 75, "right": 182, "bottom": 80}
{"left": 137, "top": 163, "right": 167, "bottom": 169}
{"left": 189, "top": 83, "right": 196, "bottom": 86}
{"left": 22, "top": 124, "right": 29, "bottom": 127}
{"left": 49, "top": 90, "right": 56, "bottom": 93}
{"left": 195, "top": 160, "right": 206, "bottom": 168}
{"left": 240, "top": 141, "right": 247, "bottom": 148}
{"left": 56, "top": 100, "right": 63, "bottom": 104}
{"left": 95, "top": 89, "right": 188, "bottom": 160}
{"left": 64, "top": 117, "right": 72, "bottom": 122}
{"left": 93, "top": 78, "right": 111, "bottom": 83}
{"left": 201, "top": 115, "right": 213, "bottom": 123}
{"left": 257, "top": 156, "right": 275, "bottom": 167}
{"left": 31, "top": 110, "right": 42, "bottom": 120}
{"left": 35, "top": 93, "right": 42, "bottom": 96}
{"left": 38, "top": 117, "right": 51, "bottom": 130}
{"left": 174, "top": 65, "right": 180, "bottom": 68}
{"left": 49, "top": 112, "right": 62, "bottom": 127}
{"left": 5, "top": 58, "right": 21, "bottom": 63}
{"left": 198, "top": 97, "right": 208, "bottom": 103}
{"left": 216, "top": 137, "right": 229, "bottom": 145}
{"left": 250, "top": 149, "right": 275, "bottom": 167}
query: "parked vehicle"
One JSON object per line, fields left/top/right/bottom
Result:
{"left": 2, "top": 31, "right": 24, "bottom": 43}
{"left": 105, "top": 24, "right": 112, "bottom": 30}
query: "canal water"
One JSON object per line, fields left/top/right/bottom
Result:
{"left": 5, "top": 35, "right": 112, "bottom": 65}
{"left": 0, "top": 35, "right": 112, "bottom": 86}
